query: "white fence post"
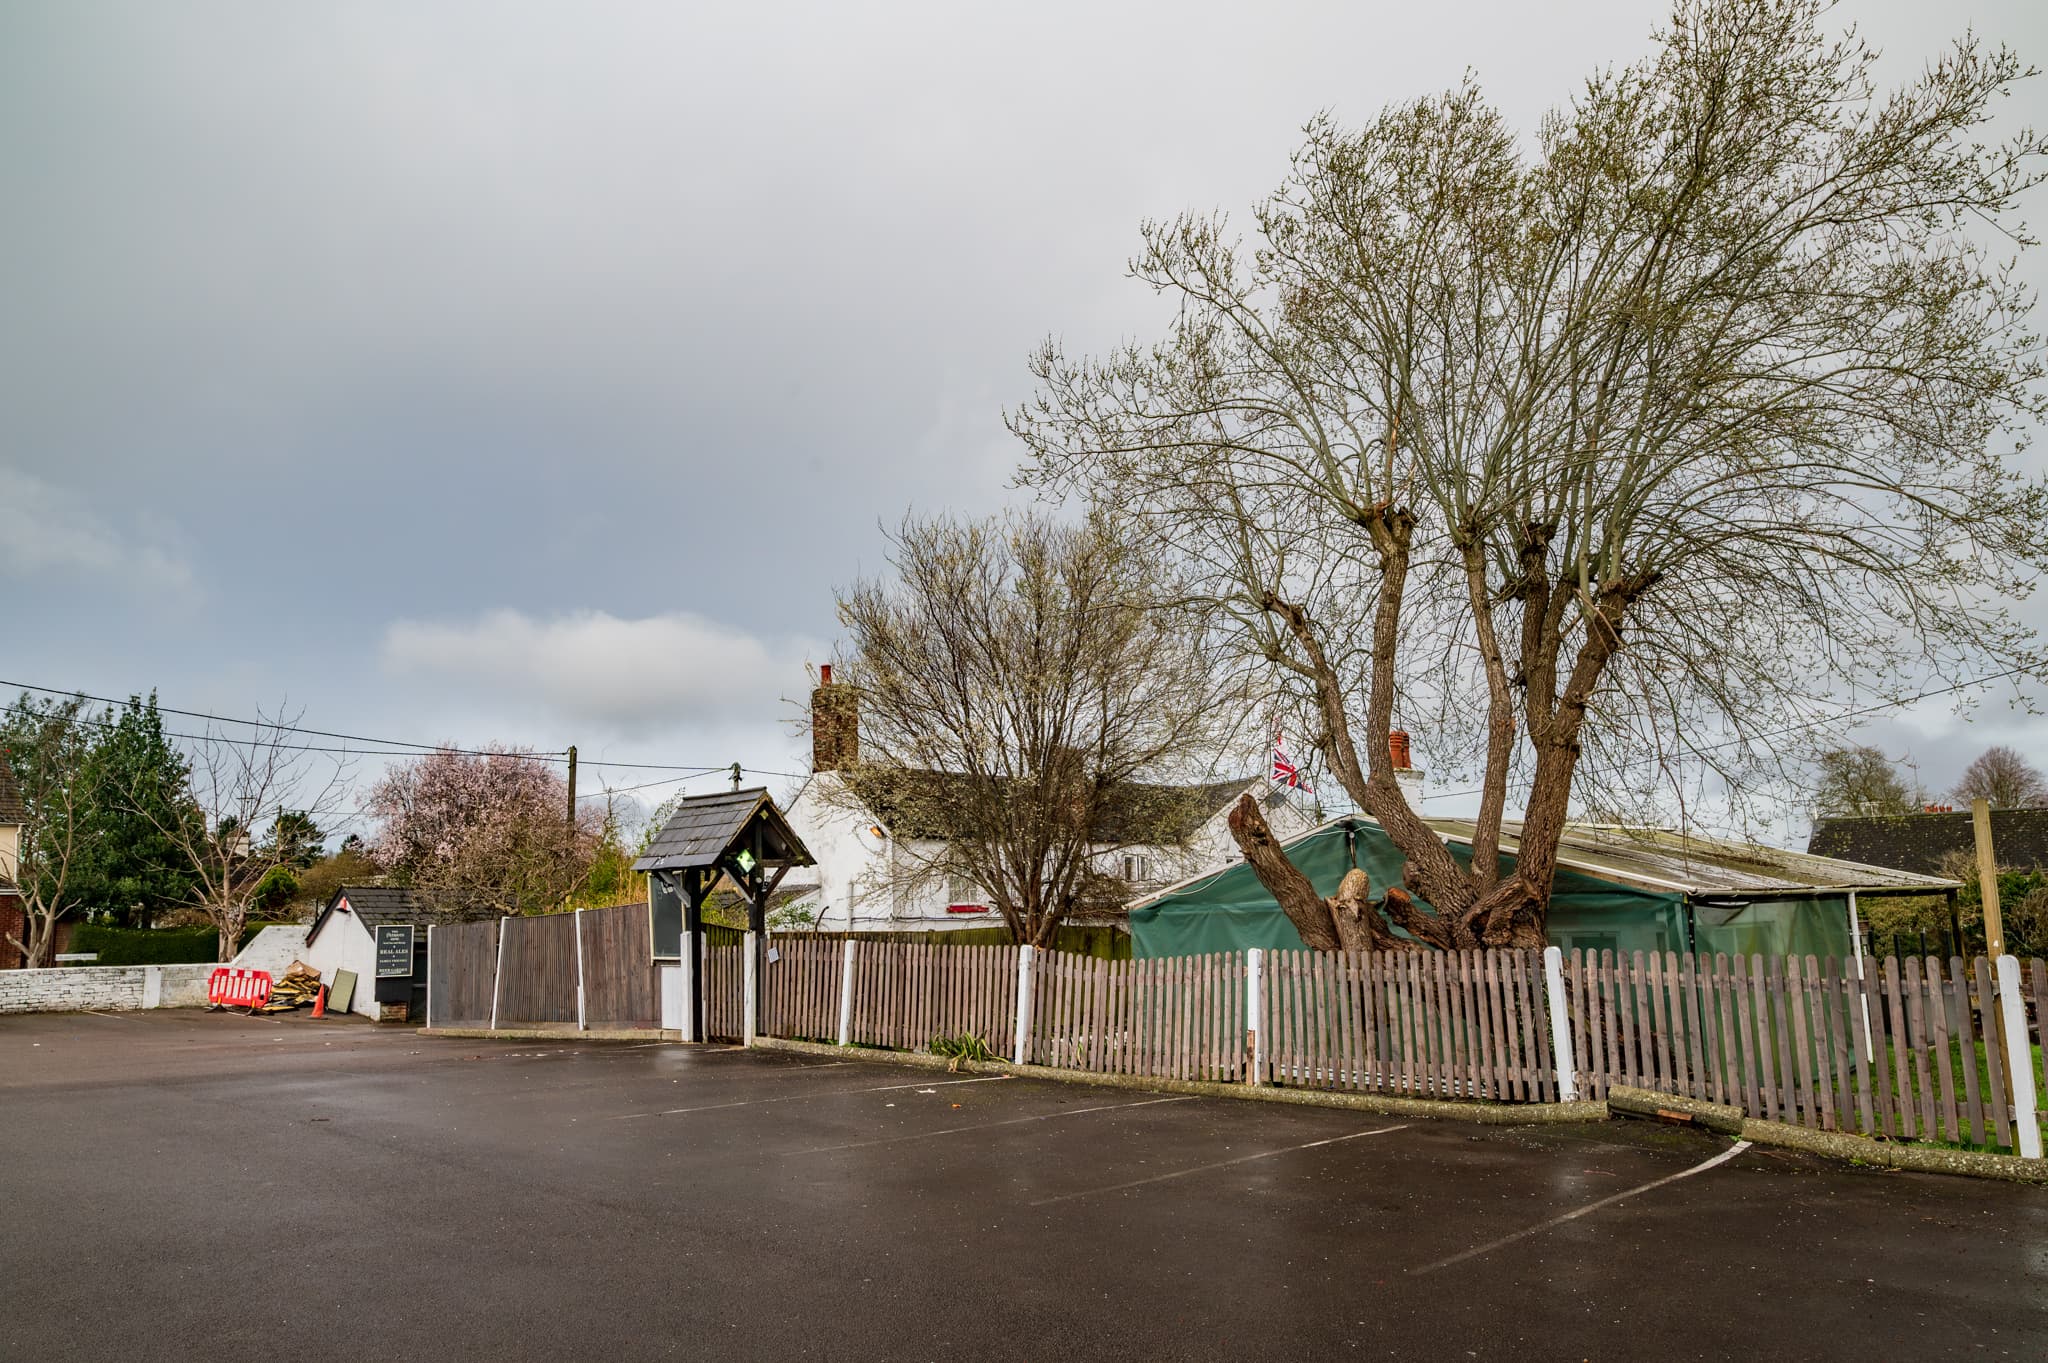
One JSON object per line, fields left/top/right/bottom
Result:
{"left": 1013, "top": 944, "right": 1035, "bottom": 1065}
{"left": 1246, "top": 948, "right": 1264, "bottom": 1085}
{"left": 838, "top": 938, "right": 857, "bottom": 1046}
{"left": 573, "top": 908, "right": 587, "bottom": 1032}
{"left": 1996, "top": 954, "right": 2042, "bottom": 1159}
{"left": 1543, "top": 946, "right": 1578, "bottom": 1102}
{"left": 676, "top": 933, "right": 699, "bottom": 1042}
{"left": 488, "top": 916, "right": 509, "bottom": 1031}
{"left": 742, "top": 931, "right": 759, "bottom": 1047}
{"left": 424, "top": 925, "right": 434, "bottom": 1028}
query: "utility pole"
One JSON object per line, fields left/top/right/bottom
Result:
{"left": 566, "top": 745, "right": 578, "bottom": 827}
{"left": 1972, "top": 796, "right": 2005, "bottom": 957}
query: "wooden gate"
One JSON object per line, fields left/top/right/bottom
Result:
{"left": 703, "top": 939, "right": 746, "bottom": 1042}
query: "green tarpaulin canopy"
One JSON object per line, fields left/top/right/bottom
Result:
{"left": 1129, "top": 820, "right": 1852, "bottom": 960}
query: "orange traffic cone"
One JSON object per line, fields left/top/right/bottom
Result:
{"left": 312, "top": 985, "right": 327, "bottom": 1018}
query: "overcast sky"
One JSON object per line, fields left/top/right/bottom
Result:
{"left": 4, "top": 1, "right": 2045, "bottom": 844}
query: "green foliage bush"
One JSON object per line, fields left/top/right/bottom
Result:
{"left": 68, "top": 922, "right": 284, "bottom": 966}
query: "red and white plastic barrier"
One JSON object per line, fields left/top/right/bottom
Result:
{"left": 207, "top": 968, "right": 272, "bottom": 1010}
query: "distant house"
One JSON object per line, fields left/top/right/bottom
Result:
{"left": 1809, "top": 808, "right": 2048, "bottom": 877}
{"left": 782, "top": 668, "right": 1318, "bottom": 932}
{"left": 785, "top": 768, "right": 1316, "bottom": 933}
{"left": 0, "top": 761, "right": 24, "bottom": 970}
{"left": 301, "top": 885, "right": 501, "bottom": 1018}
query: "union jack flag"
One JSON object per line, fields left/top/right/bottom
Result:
{"left": 1271, "top": 730, "right": 1310, "bottom": 791}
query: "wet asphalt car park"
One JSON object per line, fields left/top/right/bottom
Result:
{"left": 2, "top": 1009, "right": 2044, "bottom": 1361}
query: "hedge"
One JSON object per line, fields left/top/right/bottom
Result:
{"left": 67, "top": 922, "right": 290, "bottom": 966}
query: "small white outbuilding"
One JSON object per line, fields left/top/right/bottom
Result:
{"left": 301, "top": 885, "right": 499, "bottom": 1020}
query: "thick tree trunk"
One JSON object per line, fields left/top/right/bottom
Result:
{"left": 9, "top": 916, "right": 57, "bottom": 970}
{"left": 1226, "top": 797, "right": 1410, "bottom": 952}
{"left": 1228, "top": 796, "right": 1339, "bottom": 950}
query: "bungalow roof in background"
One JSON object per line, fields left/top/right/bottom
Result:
{"left": 1128, "top": 817, "right": 1959, "bottom": 961}
{"left": 1810, "top": 807, "right": 2048, "bottom": 877}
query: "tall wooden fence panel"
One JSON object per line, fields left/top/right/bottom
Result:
{"left": 1028, "top": 950, "right": 1247, "bottom": 1083}
{"left": 763, "top": 936, "right": 842, "bottom": 1043}
{"left": 579, "top": 903, "right": 657, "bottom": 1030}
{"left": 426, "top": 918, "right": 500, "bottom": 1028}
{"left": 494, "top": 913, "right": 580, "bottom": 1026}
{"left": 1259, "top": 949, "right": 1553, "bottom": 1099}
{"left": 846, "top": 942, "right": 1019, "bottom": 1056}
{"left": 1567, "top": 951, "right": 2045, "bottom": 1153}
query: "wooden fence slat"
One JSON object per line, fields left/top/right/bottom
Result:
{"left": 1947, "top": 957, "right": 1983, "bottom": 1146}
{"left": 1974, "top": 956, "right": 2011, "bottom": 1150}
{"left": 1904, "top": 956, "right": 1934, "bottom": 1140}
{"left": 1789, "top": 954, "right": 1819, "bottom": 1126}
{"left": 1731, "top": 955, "right": 1759, "bottom": 1119}
{"left": 1881, "top": 958, "right": 1914, "bottom": 1140}
{"left": 1803, "top": 956, "right": 1836, "bottom": 1132}
{"left": 1526, "top": 951, "right": 1552, "bottom": 1102}
{"left": 1703, "top": 951, "right": 1726, "bottom": 1105}
{"left": 1857, "top": 959, "right": 1893, "bottom": 1139}
{"left": 1841, "top": 960, "right": 1873, "bottom": 1136}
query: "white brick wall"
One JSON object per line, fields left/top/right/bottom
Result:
{"left": 231, "top": 925, "right": 310, "bottom": 974}
{"left": 0, "top": 963, "right": 219, "bottom": 1014}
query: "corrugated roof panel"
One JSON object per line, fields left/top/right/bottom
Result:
{"left": 1422, "top": 819, "right": 1959, "bottom": 896}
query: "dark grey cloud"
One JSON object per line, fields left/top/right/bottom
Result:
{"left": 3, "top": 0, "right": 2043, "bottom": 825}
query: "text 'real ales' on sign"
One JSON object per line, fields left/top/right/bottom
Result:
{"left": 374, "top": 924, "right": 416, "bottom": 979}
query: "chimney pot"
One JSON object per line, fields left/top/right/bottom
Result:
{"left": 1388, "top": 730, "right": 1413, "bottom": 771}
{"left": 820, "top": 663, "right": 832, "bottom": 685}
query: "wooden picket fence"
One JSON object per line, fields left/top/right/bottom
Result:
{"left": 1028, "top": 950, "right": 1248, "bottom": 1082}
{"left": 1566, "top": 951, "right": 2048, "bottom": 1153}
{"left": 427, "top": 916, "right": 2046, "bottom": 1160}
{"left": 1260, "top": 948, "right": 1555, "bottom": 1099}
{"left": 846, "top": 941, "right": 1018, "bottom": 1056}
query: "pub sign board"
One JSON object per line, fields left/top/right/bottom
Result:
{"left": 374, "top": 924, "right": 416, "bottom": 979}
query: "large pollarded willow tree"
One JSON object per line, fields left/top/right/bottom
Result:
{"left": 1013, "top": 0, "right": 2048, "bottom": 951}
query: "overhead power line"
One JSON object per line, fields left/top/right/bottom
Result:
{"left": 0, "top": 675, "right": 806, "bottom": 781}
{"left": 0, "top": 676, "right": 569, "bottom": 762}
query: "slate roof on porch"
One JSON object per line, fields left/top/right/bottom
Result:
{"left": 633, "top": 786, "right": 814, "bottom": 873}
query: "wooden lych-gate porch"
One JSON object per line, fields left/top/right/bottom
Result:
{"left": 426, "top": 786, "right": 812, "bottom": 1041}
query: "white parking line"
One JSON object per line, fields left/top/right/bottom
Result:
{"left": 1031, "top": 1123, "right": 1411, "bottom": 1206}
{"left": 609, "top": 1073, "right": 1010, "bottom": 1119}
{"left": 1411, "top": 1139, "right": 1753, "bottom": 1275}
{"left": 790, "top": 1095, "right": 1192, "bottom": 1155}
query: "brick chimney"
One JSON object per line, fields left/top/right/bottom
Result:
{"left": 1389, "top": 730, "right": 1423, "bottom": 804}
{"left": 811, "top": 665, "right": 859, "bottom": 773}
